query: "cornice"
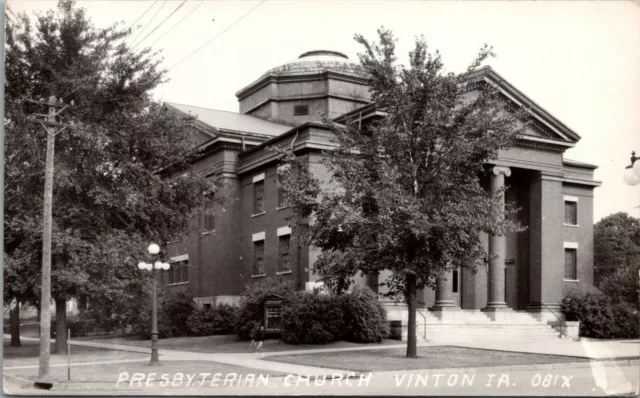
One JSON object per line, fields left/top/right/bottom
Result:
{"left": 515, "top": 138, "right": 568, "bottom": 153}
{"left": 236, "top": 70, "right": 369, "bottom": 100}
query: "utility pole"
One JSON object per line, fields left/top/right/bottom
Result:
{"left": 25, "top": 95, "right": 72, "bottom": 385}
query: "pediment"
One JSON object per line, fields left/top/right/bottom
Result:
{"left": 465, "top": 67, "right": 580, "bottom": 146}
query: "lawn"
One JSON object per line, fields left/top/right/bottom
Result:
{"left": 75, "top": 334, "right": 400, "bottom": 354}
{"left": 264, "top": 346, "right": 590, "bottom": 372}
{"left": 4, "top": 360, "right": 283, "bottom": 384}
{"left": 3, "top": 339, "right": 148, "bottom": 368}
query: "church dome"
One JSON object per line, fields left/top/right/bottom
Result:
{"left": 261, "top": 50, "right": 367, "bottom": 78}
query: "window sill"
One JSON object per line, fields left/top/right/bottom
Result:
{"left": 276, "top": 271, "right": 292, "bottom": 275}
{"left": 563, "top": 224, "right": 579, "bottom": 228}
{"left": 251, "top": 274, "right": 266, "bottom": 279}
{"left": 251, "top": 212, "right": 266, "bottom": 218}
{"left": 563, "top": 279, "right": 579, "bottom": 283}
{"left": 168, "top": 282, "right": 190, "bottom": 286}
{"left": 276, "top": 206, "right": 290, "bottom": 211}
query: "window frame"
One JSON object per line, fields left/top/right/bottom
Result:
{"left": 168, "top": 258, "right": 189, "bottom": 285}
{"left": 253, "top": 173, "right": 266, "bottom": 216}
{"left": 293, "top": 104, "right": 309, "bottom": 116}
{"left": 203, "top": 195, "right": 215, "bottom": 233}
{"left": 253, "top": 240, "right": 266, "bottom": 277}
{"left": 278, "top": 235, "right": 292, "bottom": 274}
{"left": 563, "top": 242, "right": 578, "bottom": 282}
{"left": 563, "top": 196, "right": 579, "bottom": 227}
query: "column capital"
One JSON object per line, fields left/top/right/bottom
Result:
{"left": 490, "top": 166, "right": 511, "bottom": 177}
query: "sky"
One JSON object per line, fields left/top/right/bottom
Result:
{"left": 8, "top": 0, "right": 640, "bottom": 222}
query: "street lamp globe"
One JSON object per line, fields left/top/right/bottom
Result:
{"left": 634, "top": 157, "right": 640, "bottom": 178}
{"left": 148, "top": 243, "right": 160, "bottom": 255}
{"left": 162, "top": 262, "right": 170, "bottom": 270}
{"left": 154, "top": 261, "right": 163, "bottom": 269}
{"left": 138, "top": 262, "right": 146, "bottom": 270}
{"left": 145, "top": 263, "right": 153, "bottom": 271}
{"left": 623, "top": 166, "right": 640, "bottom": 186}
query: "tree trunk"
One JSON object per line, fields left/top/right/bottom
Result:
{"left": 10, "top": 298, "right": 21, "bottom": 347}
{"left": 54, "top": 298, "right": 68, "bottom": 354}
{"left": 406, "top": 274, "right": 418, "bottom": 358}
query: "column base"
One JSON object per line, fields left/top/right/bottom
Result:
{"left": 429, "top": 300, "right": 459, "bottom": 311}
{"left": 481, "top": 305, "right": 513, "bottom": 321}
{"left": 482, "top": 302, "right": 510, "bottom": 311}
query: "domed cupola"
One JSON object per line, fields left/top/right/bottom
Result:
{"left": 236, "top": 50, "right": 372, "bottom": 126}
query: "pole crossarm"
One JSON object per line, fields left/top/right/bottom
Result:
{"left": 22, "top": 97, "right": 73, "bottom": 108}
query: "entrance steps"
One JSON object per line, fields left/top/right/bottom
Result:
{"left": 385, "top": 307, "right": 568, "bottom": 343}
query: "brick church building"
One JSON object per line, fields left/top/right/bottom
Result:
{"left": 162, "top": 50, "right": 600, "bottom": 339}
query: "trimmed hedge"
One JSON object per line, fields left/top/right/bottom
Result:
{"left": 280, "top": 286, "right": 389, "bottom": 345}
{"left": 234, "top": 278, "right": 296, "bottom": 340}
{"left": 280, "top": 291, "right": 345, "bottom": 344}
{"left": 562, "top": 293, "right": 640, "bottom": 339}
{"left": 340, "top": 286, "right": 389, "bottom": 343}
{"left": 187, "top": 304, "right": 237, "bottom": 336}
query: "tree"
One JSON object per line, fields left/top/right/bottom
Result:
{"left": 594, "top": 212, "right": 640, "bottom": 282}
{"left": 4, "top": 0, "right": 219, "bottom": 352}
{"left": 276, "top": 28, "right": 525, "bottom": 357}
{"left": 594, "top": 212, "right": 640, "bottom": 309}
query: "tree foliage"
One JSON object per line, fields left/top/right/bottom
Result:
{"left": 594, "top": 212, "right": 640, "bottom": 281}
{"left": 275, "top": 28, "right": 526, "bottom": 356}
{"left": 4, "top": 0, "right": 218, "bottom": 339}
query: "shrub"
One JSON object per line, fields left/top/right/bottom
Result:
{"left": 340, "top": 286, "right": 389, "bottom": 343}
{"left": 163, "top": 291, "right": 196, "bottom": 337}
{"left": 135, "top": 289, "right": 194, "bottom": 339}
{"left": 187, "top": 304, "right": 237, "bottom": 336}
{"left": 235, "top": 278, "right": 296, "bottom": 340}
{"left": 562, "top": 294, "right": 640, "bottom": 339}
{"left": 281, "top": 291, "right": 344, "bottom": 344}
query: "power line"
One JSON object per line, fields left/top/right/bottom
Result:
{"left": 148, "top": 1, "right": 204, "bottom": 48}
{"left": 131, "top": 0, "right": 167, "bottom": 48}
{"left": 132, "top": 0, "right": 189, "bottom": 50}
{"left": 167, "top": 0, "right": 266, "bottom": 72}
{"left": 126, "top": 0, "right": 159, "bottom": 32}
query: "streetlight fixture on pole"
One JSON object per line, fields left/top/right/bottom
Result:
{"left": 137, "top": 243, "right": 170, "bottom": 366}
{"left": 623, "top": 151, "right": 640, "bottom": 186}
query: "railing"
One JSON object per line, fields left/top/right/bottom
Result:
{"left": 541, "top": 302, "right": 566, "bottom": 338}
{"left": 417, "top": 309, "right": 427, "bottom": 340}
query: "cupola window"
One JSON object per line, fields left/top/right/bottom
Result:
{"left": 294, "top": 105, "right": 309, "bottom": 116}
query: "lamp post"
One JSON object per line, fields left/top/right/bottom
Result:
{"left": 137, "top": 243, "right": 170, "bottom": 366}
{"left": 622, "top": 151, "right": 640, "bottom": 186}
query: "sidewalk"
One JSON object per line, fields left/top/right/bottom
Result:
{"left": 452, "top": 338, "right": 639, "bottom": 360}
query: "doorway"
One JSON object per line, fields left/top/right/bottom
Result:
{"left": 452, "top": 268, "right": 462, "bottom": 307}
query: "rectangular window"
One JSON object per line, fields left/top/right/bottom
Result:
{"left": 564, "top": 248, "right": 577, "bottom": 280}
{"left": 294, "top": 104, "right": 309, "bottom": 116}
{"left": 169, "top": 260, "right": 189, "bottom": 284}
{"left": 277, "top": 174, "right": 288, "bottom": 208}
{"left": 254, "top": 180, "right": 265, "bottom": 214}
{"left": 204, "top": 196, "right": 215, "bottom": 231}
{"left": 564, "top": 201, "right": 577, "bottom": 225}
{"left": 254, "top": 241, "right": 265, "bottom": 275}
{"left": 279, "top": 235, "right": 291, "bottom": 272}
